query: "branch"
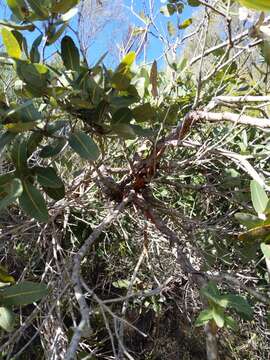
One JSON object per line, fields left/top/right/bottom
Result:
{"left": 65, "top": 192, "right": 134, "bottom": 360}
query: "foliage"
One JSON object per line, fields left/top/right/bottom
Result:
{"left": 0, "top": 0, "right": 270, "bottom": 359}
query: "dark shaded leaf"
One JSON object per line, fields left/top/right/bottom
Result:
{"left": 69, "top": 131, "right": 100, "bottom": 160}
{"left": 0, "top": 281, "right": 48, "bottom": 306}
{"left": 61, "top": 36, "right": 80, "bottom": 71}
{"left": 19, "top": 180, "right": 49, "bottom": 222}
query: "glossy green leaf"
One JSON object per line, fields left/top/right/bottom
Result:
{"left": 0, "top": 178, "right": 23, "bottom": 211}
{"left": 43, "top": 184, "right": 65, "bottom": 201}
{"left": 11, "top": 139, "right": 28, "bottom": 172}
{"left": 19, "top": 180, "right": 49, "bottom": 222}
{"left": 250, "top": 180, "right": 269, "bottom": 215}
{"left": 39, "top": 138, "right": 66, "bottom": 158}
{"left": 35, "top": 167, "right": 63, "bottom": 189}
{"left": 0, "top": 307, "right": 15, "bottom": 332}
{"left": 27, "top": 132, "right": 43, "bottom": 156}
{"left": 0, "top": 281, "right": 48, "bottom": 306}
{"left": 195, "top": 309, "right": 214, "bottom": 327}
{"left": 61, "top": 36, "right": 80, "bottom": 71}
{"left": 30, "top": 34, "right": 43, "bottom": 63}
{"left": 112, "top": 108, "right": 133, "bottom": 124}
{"left": 69, "top": 131, "right": 100, "bottom": 160}
{"left": 16, "top": 61, "right": 49, "bottom": 94}
{"left": 1, "top": 28, "right": 22, "bottom": 59}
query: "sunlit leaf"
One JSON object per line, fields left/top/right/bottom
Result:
{"left": 250, "top": 180, "right": 269, "bottom": 215}
{"left": 0, "top": 307, "right": 15, "bottom": 332}
{"left": 179, "top": 18, "right": 193, "bottom": 30}
{"left": 261, "top": 242, "right": 270, "bottom": 260}
{"left": 1, "top": 28, "right": 22, "bottom": 59}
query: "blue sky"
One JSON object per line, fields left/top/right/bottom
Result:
{"left": 0, "top": 0, "right": 193, "bottom": 69}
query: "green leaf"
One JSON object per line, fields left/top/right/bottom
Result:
{"left": 212, "top": 306, "right": 225, "bottom": 328}
{"left": 1, "top": 28, "right": 22, "bottom": 59}
{"left": 43, "top": 184, "right": 65, "bottom": 201}
{"left": 0, "top": 173, "right": 15, "bottom": 187}
{"left": 238, "top": 224, "right": 270, "bottom": 242}
{"left": 51, "top": 0, "right": 79, "bottom": 14}
{"left": 179, "top": 18, "right": 193, "bottom": 30}
{"left": 0, "top": 132, "right": 16, "bottom": 153}
{"left": 234, "top": 212, "right": 262, "bottom": 229}
{"left": 201, "top": 281, "right": 220, "bottom": 305}
{"left": 261, "top": 243, "right": 270, "bottom": 260}
{"left": 0, "top": 267, "right": 15, "bottom": 284}
{"left": 6, "top": 0, "right": 28, "bottom": 20}
{"left": 112, "top": 123, "right": 136, "bottom": 139}
{"left": 16, "top": 61, "right": 49, "bottom": 94}
{"left": 35, "top": 167, "right": 63, "bottom": 189}
{"left": 132, "top": 103, "right": 155, "bottom": 122}
{"left": 219, "top": 294, "right": 253, "bottom": 319}
{"left": 239, "top": 0, "right": 270, "bottom": 11}
{"left": 188, "top": 0, "right": 200, "bottom": 6}
{"left": 250, "top": 180, "right": 269, "bottom": 215}
{"left": 39, "top": 138, "right": 66, "bottom": 158}
{"left": 19, "top": 180, "right": 49, "bottom": 222}
{"left": 0, "top": 178, "right": 23, "bottom": 211}
{"left": 0, "top": 281, "right": 48, "bottom": 306}
{"left": 0, "top": 20, "right": 35, "bottom": 31}
{"left": 30, "top": 34, "right": 43, "bottom": 63}
{"left": 195, "top": 309, "right": 214, "bottom": 327}
{"left": 27, "top": 0, "right": 49, "bottom": 18}
{"left": 224, "top": 315, "right": 238, "bottom": 330}
{"left": 47, "top": 24, "right": 67, "bottom": 45}
{"left": 11, "top": 138, "right": 28, "bottom": 173}
{"left": 69, "top": 131, "right": 100, "bottom": 161}
{"left": 27, "top": 132, "right": 43, "bottom": 156}
{"left": 0, "top": 307, "right": 15, "bottom": 332}
{"left": 61, "top": 36, "right": 80, "bottom": 71}
{"left": 121, "top": 52, "right": 136, "bottom": 66}
{"left": 112, "top": 108, "right": 133, "bottom": 124}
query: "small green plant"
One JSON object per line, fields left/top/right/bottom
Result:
{"left": 195, "top": 281, "right": 252, "bottom": 330}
